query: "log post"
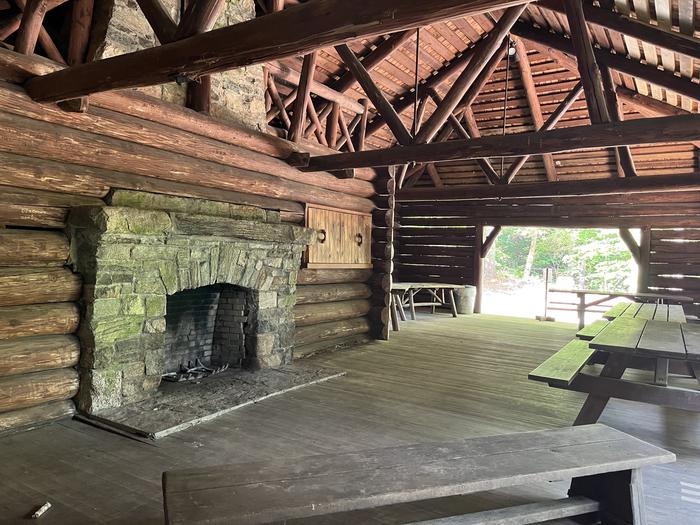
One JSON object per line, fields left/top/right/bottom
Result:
{"left": 14, "top": 0, "right": 49, "bottom": 55}
{"left": 473, "top": 224, "right": 484, "bottom": 313}
{"left": 354, "top": 98, "right": 370, "bottom": 151}
{"left": 371, "top": 166, "right": 396, "bottom": 339}
{"left": 637, "top": 227, "right": 651, "bottom": 293}
{"left": 289, "top": 51, "right": 317, "bottom": 142}
{"left": 326, "top": 102, "right": 340, "bottom": 148}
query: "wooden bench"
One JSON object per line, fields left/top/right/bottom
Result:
{"left": 529, "top": 338, "right": 596, "bottom": 387}
{"left": 162, "top": 424, "right": 674, "bottom": 525}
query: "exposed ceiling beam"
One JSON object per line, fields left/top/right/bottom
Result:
{"left": 295, "top": 114, "right": 700, "bottom": 171}
{"left": 288, "top": 51, "right": 317, "bottom": 142}
{"left": 135, "top": 0, "right": 177, "bottom": 44}
{"left": 511, "top": 22, "right": 700, "bottom": 103}
{"left": 538, "top": 0, "right": 700, "bottom": 62}
{"left": 513, "top": 37, "right": 557, "bottom": 182}
{"left": 15, "top": 0, "right": 49, "bottom": 55}
{"left": 330, "top": 31, "right": 416, "bottom": 94}
{"left": 600, "top": 64, "right": 637, "bottom": 177}
{"left": 336, "top": 43, "right": 412, "bottom": 145}
{"left": 24, "top": 0, "right": 532, "bottom": 102}
{"left": 415, "top": 5, "right": 527, "bottom": 144}
{"left": 502, "top": 80, "right": 583, "bottom": 184}
{"left": 397, "top": 173, "right": 700, "bottom": 201}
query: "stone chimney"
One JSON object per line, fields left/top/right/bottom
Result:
{"left": 89, "top": 0, "right": 267, "bottom": 132}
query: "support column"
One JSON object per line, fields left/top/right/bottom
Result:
{"left": 473, "top": 225, "right": 484, "bottom": 313}
{"left": 638, "top": 227, "right": 651, "bottom": 293}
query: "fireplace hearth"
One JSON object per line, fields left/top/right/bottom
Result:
{"left": 68, "top": 191, "right": 315, "bottom": 414}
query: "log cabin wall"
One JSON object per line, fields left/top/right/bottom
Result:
{"left": 645, "top": 228, "right": 700, "bottom": 319}
{"left": 0, "top": 49, "right": 378, "bottom": 433}
{"left": 395, "top": 203, "right": 476, "bottom": 285}
{"left": 0, "top": 198, "right": 85, "bottom": 433}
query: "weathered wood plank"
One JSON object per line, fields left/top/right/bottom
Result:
{"left": 529, "top": 339, "right": 595, "bottom": 387}
{"left": 668, "top": 305, "right": 686, "bottom": 323}
{"left": 603, "top": 302, "right": 630, "bottom": 319}
{"left": 635, "top": 303, "right": 657, "bottom": 320}
{"left": 681, "top": 323, "right": 700, "bottom": 361}
{"left": 652, "top": 304, "right": 669, "bottom": 321}
{"left": 589, "top": 317, "right": 646, "bottom": 354}
{"left": 406, "top": 496, "right": 600, "bottom": 525}
{"left": 576, "top": 320, "right": 609, "bottom": 341}
{"left": 636, "top": 320, "right": 686, "bottom": 360}
{"left": 0, "top": 399, "right": 74, "bottom": 434}
{"left": 620, "top": 303, "right": 643, "bottom": 318}
{"left": 162, "top": 424, "right": 674, "bottom": 525}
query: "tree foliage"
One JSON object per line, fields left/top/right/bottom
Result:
{"left": 492, "top": 227, "right": 634, "bottom": 290}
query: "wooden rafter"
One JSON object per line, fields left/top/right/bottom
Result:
{"left": 67, "top": 0, "right": 93, "bottom": 66}
{"left": 539, "top": 0, "right": 700, "bottom": 62}
{"left": 335, "top": 43, "right": 412, "bottom": 146}
{"left": 513, "top": 37, "right": 557, "bottom": 182}
{"left": 13, "top": 0, "right": 66, "bottom": 63}
{"left": 266, "top": 75, "right": 291, "bottom": 128}
{"left": 288, "top": 51, "right": 317, "bottom": 142}
{"left": 15, "top": 0, "right": 48, "bottom": 55}
{"left": 502, "top": 81, "right": 583, "bottom": 184}
{"left": 415, "top": 4, "right": 526, "bottom": 144}
{"left": 25, "top": 0, "right": 533, "bottom": 102}
{"left": 427, "top": 88, "right": 499, "bottom": 185}
{"left": 135, "top": 0, "right": 176, "bottom": 44}
{"left": 600, "top": 64, "right": 637, "bottom": 177}
{"left": 296, "top": 114, "right": 700, "bottom": 171}
{"left": 511, "top": 22, "right": 700, "bottom": 103}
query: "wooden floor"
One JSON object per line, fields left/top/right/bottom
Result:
{"left": 1, "top": 314, "right": 699, "bottom": 524}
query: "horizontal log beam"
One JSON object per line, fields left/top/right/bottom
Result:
{"left": 0, "top": 399, "right": 74, "bottom": 432}
{"left": 0, "top": 48, "right": 377, "bottom": 181}
{"left": 294, "top": 299, "right": 371, "bottom": 327}
{"left": 0, "top": 230, "right": 68, "bottom": 267}
{"left": 296, "top": 283, "right": 372, "bottom": 305}
{"left": 297, "top": 268, "right": 372, "bottom": 285}
{"left": 0, "top": 268, "right": 81, "bottom": 307}
{"left": 294, "top": 316, "right": 370, "bottom": 347}
{"left": 0, "top": 303, "right": 79, "bottom": 339}
{"left": 301, "top": 114, "right": 700, "bottom": 171}
{"left": 398, "top": 173, "right": 700, "bottom": 201}
{"left": 0, "top": 368, "right": 78, "bottom": 413}
{"left": 24, "top": 0, "right": 531, "bottom": 102}
{"left": 0, "top": 334, "right": 79, "bottom": 377}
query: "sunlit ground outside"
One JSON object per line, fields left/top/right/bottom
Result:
{"left": 481, "top": 227, "right": 637, "bottom": 325}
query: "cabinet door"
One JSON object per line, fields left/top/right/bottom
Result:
{"left": 306, "top": 206, "right": 372, "bottom": 268}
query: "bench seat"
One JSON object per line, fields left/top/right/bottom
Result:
{"left": 528, "top": 339, "right": 596, "bottom": 387}
{"left": 162, "top": 424, "right": 674, "bottom": 525}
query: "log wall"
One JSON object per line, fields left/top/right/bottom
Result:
{"left": 0, "top": 49, "right": 379, "bottom": 431}
{"left": 395, "top": 202, "right": 476, "bottom": 285}
{"left": 646, "top": 228, "right": 700, "bottom": 318}
{"left": 0, "top": 193, "right": 82, "bottom": 434}
{"left": 293, "top": 268, "right": 373, "bottom": 357}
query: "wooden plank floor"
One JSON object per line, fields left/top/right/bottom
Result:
{"left": 0, "top": 314, "right": 698, "bottom": 524}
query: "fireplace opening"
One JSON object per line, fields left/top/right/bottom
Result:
{"left": 163, "top": 284, "right": 250, "bottom": 382}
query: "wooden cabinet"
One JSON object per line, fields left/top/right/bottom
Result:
{"left": 305, "top": 205, "right": 372, "bottom": 269}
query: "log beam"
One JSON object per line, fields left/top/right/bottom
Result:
{"left": 398, "top": 173, "right": 700, "bottom": 201}
{"left": 288, "top": 52, "right": 317, "bottom": 142}
{"left": 511, "top": 21, "right": 700, "bottom": 103}
{"left": 135, "top": 0, "right": 177, "bottom": 44}
{"left": 415, "top": 5, "right": 527, "bottom": 144}
{"left": 481, "top": 226, "right": 502, "bottom": 258}
{"left": 619, "top": 228, "right": 641, "bottom": 265}
{"left": 513, "top": 37, "right": 557, "bottom": 182}
{"left": 25, "top": 0, "right": 533, "bottom": 102}
{"left": 14, "top": 0, "right": 48, "bottom": 55}
{"left": 301, "top": 114, "right": 700, "bottom": 171}
{"left": 335, "top": 43, "right": 412, "bottom": 146}
{"left": 539, "top": 0, "right": 700, "bottom": 62}
{"left": 502, "top": 81, "right": 583, "bottom": 184}
{"left": 67, "top": 0, "right": 93, "bottom": 66}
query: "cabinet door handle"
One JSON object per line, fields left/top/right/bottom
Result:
{"left": 355, "top": 233, "right": 363, "bottom": 246}
{"left": 318, "top": 229, "right": 327, "bottom": 243}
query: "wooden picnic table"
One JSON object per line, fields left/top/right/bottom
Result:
{"left": 389, "top": 282, "right": 461, "bottom": 331}
{"left": 530, "top": 303, "right": 700, "bottom": 425}
{"left": 548, "top": 288, "right": 693, "bottom": 329}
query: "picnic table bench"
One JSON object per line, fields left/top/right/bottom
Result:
{"left": 547, "top": 288, "right": 693, "bottom": 329}
{"left": 530, "top": 303, "right": 700, "bottom": 425}
{"left": 390, "top": 282, "right": 461, "bottom": 331}
{"left": 162, "top": 424, "right": 674, "bottom": 525}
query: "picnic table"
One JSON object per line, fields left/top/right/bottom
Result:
{"left": 389, "top": 282, "right": 460, "bottom": 331}
{"left": 530, "top": 303, "right": 700, "bottom": 424}
{"left": 548, "top": 288, "right": 694, "bottom": 329}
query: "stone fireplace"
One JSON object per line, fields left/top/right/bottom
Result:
{"left": 67, "top": 191, "right": 314, "bottom": 414}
